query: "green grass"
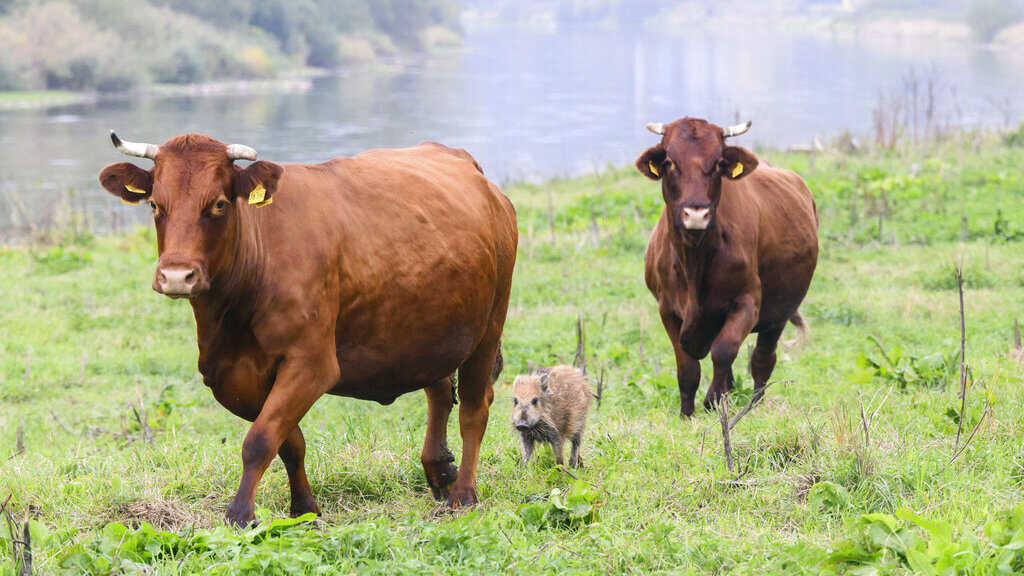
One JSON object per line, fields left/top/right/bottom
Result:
{"left": 2, "top": 133, "right": 1024, "bottom": 574}
{"left": 0, "top": 91, "right": 90, "bottom": 110}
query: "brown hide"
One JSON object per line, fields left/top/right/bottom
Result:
{"left": 639, "top": 118, "right": 818, "bottom": 416}
{"left": 99, "top": 135, "right": 517, "bottom": 525}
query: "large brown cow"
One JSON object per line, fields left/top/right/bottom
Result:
{"left": 98, "top": 132, "right": 517, "bottom": 526}
{"left": 637, "top": 118, "right": 818, "bottom": 417}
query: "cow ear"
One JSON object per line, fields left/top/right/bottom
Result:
{"left": 98, "top": 163, "right": 153, "bottom": 205}
{"left": 635, "top": 145, "right": 667, "bottom": 181}
{"left": 234, "top": 161, "right": 283, "bottom": 207}
{"left": 719, "top": 146, "right": 759, "bottom": 181}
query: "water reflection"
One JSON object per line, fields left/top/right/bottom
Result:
{"left": 0, "top": 25, "right": 1021, "bottom": 240}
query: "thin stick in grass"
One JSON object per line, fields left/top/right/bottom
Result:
{"left": 728, "top": 380, "right": 791, "bottom": 431}
{"left": 955, "top": 265, "right": 968, "bottom": 451}
{"left": 717, "top": 395, "right": 734, "bottom": 474}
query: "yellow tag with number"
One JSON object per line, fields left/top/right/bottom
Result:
{"left": 248, "top": 183, "right": 267, "bottom": 205}
{"left": 255, "top": 197, "right": 273, "bottom": 208}
{"left": 124, "top": 184, "right": 147, "bottom": 196}
{"left": 649, "top": 161, "right": 660, "bottom": 177}
{"left": 731, "top": 162, "right": 744, "bottom": 178}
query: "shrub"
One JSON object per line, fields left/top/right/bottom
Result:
{"left": 968, "top": 0, "right": 1024, "bottom": 42}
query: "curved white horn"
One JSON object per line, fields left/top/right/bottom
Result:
{"left": 226, "top": 144, "right": 258, "bottom": 161}
{"left": 722, "top": 121, "right": 752, "bottom": 138}
{"left": 110, "top": 130, "right": 158, "bottom": 159}
{"left": 645, "top": 122, "right": 665, "bottom": 135}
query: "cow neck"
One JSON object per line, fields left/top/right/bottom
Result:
{"left": 672, "top": 221, "right": 722, "bottom": 309}
{"left": 192, "top": 202, "right": 267, "bottom": 330}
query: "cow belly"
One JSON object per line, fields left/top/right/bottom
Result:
{"left": 327, "top": 318, "right": 482, "bottom": 404}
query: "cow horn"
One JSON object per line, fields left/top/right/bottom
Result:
{"left": 722, "top": 121, "right": 752, "bottom": 138}
{"left": 226, "top": 144, "right": 258, "bottom": 161}
{"left": 110, "top": 130, "right": 158, "bottom": 159}
{"left": 645, "top": 122, "right": 665, "bottom": 135}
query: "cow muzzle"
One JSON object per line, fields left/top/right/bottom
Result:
{"left": 681, "top": 206, "right": 712, "bottom": 230}
{"left": 153, "top": 264, "right": 208, "bottom": 298}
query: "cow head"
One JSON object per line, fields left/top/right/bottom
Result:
{"left": 636, "top": 118, "right": 758, "bottom": 234}
{"left": 98, "top": 132, "right": 282, "bottom": 298}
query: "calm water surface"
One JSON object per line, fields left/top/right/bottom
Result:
{"left": 1, "top": 25, "right": 1022, "bottom": 239}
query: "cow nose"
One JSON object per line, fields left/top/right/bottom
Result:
{"left": 681, "top": 206, "right": 711, "bottom": 230}
{"left": 515, "top": 424, "right": 530, "bottom": 432}
{"left": 156, "top": 266, "right": 198, "bottom": 296}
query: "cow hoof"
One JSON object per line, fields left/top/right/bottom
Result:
{"left": 289, "top": 500, "right": 320, "bottom": 518}
{"left": 225, "top": 501, "right": 256, "bottom": 529}
{"left": 427, "top": 463, "right": 459, "bottom": 501}
{"left": 445, "top": 485, "right": 478, "bottom": 509}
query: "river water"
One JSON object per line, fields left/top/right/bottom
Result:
{"left": 1, "top": 24, "right": 1021, "bottom": 240}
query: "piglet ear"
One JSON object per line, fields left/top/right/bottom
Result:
{"left": 538, "top": 372, "right": 551, "bottom": 393}
{"left": 233, "top": 161, "right": 283, "bottom": 207}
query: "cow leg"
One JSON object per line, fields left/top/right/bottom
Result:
{"left": 446, "top": 333, "right": 500, "bottom": 508}
{"left": 660, "top": 311, "right": 701, "bottom": 417}
{"left": 703, "top": 297, "right": 757, "bottom": 412}
{"left": 279, "top": 426, "right": 319, "bottom": 517}
{"left": 208, "top": 360, "right": 320, "bottom": 521}
{"left": 421, "top": 377, "right": 458, "bottom": 501}
{"left": 225, "top": 352, "right": 339, "bottom": 527}
{"left": 749, "top": 323, "right": 785, "bottom": 404}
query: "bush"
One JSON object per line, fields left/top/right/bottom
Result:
{"left": 968, "top": 0, "right": 1024, "bottom": 42}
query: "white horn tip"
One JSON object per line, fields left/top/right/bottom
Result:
{"left": 226, "top": 144, "right": 258, "bottom": 161}
{"left": 645, "top": 122, "right": 665, "bottom": 135}
{"left": 723, "top": 121, "right": 752, "bottom": 138}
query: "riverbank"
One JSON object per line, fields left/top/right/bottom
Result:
{"left": 2, "top": 132, "right": 1023, "bottom": 573}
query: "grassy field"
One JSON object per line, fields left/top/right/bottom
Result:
{"left": 1, "top": 132, "right": 1023, "bottom": 574}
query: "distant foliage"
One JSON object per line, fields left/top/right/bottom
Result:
{"left": 968, "top": 0, "right": 1024, "bottom": 41}
{"left": 0, "top": 0, "right": 462, "bottom": 91}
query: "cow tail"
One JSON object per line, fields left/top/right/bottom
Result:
{"left": 784, "top": 310, "right": 809, "bottom": 348}
{"left": 491, "top": 342, "right": 504, "bottom": 382}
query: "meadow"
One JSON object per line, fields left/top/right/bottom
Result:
{"left": 1, "top": 130, "right": 1023, "bottom": 574}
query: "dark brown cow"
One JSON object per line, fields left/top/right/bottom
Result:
{"left": 98, "top": 132, "right": 517, "bottom": 526}
{"left": 636, "top": 118, "right": 818, "bottom": 416}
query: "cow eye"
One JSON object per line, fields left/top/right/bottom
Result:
{"left": 513, "top": 398, "right": 518, "bottom": 406}
{"left": 148, "top": 202, "right": 160, "bottom": 216}
{"left": 208, "top": 198, "right": 230, "bottom": 217}
{"left": 531, "top": 398, "right": 539, "bottom": 406}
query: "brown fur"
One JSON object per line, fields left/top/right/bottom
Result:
{"left": 510, "top": 365, "right": 592, "bottom": 468}
{"left": 637, "top": 118, "right": 818, "bottom": 416}
{"left": 98, "top": 134, "right": 518, "bottom": 525}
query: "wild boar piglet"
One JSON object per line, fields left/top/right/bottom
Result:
{"left": 510, "top": 365, "right": 591, "bottom": 468}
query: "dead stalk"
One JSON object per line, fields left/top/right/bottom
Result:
{"left": 717, "top": 395, "right": 734, "bottom": 474}
{"left": 728, "top": 380, "right": 790, "bottom": 431}
{"left": 595, "top": 366, "right": 604, "bottom": 411}
{"left": 955, "top": 265, "right": 968, "bottom": 451}
{"left": 133, "top": 386, "right": 151, "bottom": 444}
{"left": 948, "top": 405, "right": 991, "bottom": 465}
{"left": 14, "top": 422, "right": 24, "bottom": 456}
{"left": 858, "top": 397, "right": 870, "bottom": 447}
{"left": 574, "top": 313, "right": 586, "bottom": 374}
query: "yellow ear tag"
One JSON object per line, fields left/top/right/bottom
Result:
{"left": 121, "top": 198, "right": 139, "bottom": 205}
{"left": 254, "top": 197, "right": 273, "bottom": 208}
{"left": 124, "top": 184, "right": 147, "bottom": 196}
{"left": 248, "top": 183, "right": 267, "bottom": 206}
{"left": 731, "top": 162, "right": 744, "bottom": 179}
{"left": 649, "top": 161, "right": 660, "bottom": 177}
